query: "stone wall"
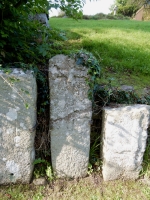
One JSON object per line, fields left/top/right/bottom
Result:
{"left": 49, "top": 55, "right": 92, "bottom": 178}
{"left": 0, "top": 56, "right": 150, "bottom": 184}
{"left": 0, "top": 69, "right": 37, "bottom": 184}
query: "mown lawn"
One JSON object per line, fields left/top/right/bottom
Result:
{"left": 50, "top": 18, "right": 150, "bottom": 95}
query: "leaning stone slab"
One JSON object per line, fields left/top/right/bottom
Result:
{"left": 49, "top": 55, "right": 92, "bottom": 178}
{"left": 102, "top": 104, "right": 150, "bottom": 181}
{"left": 0, "top": 69, "right": 37, "bottom": 184}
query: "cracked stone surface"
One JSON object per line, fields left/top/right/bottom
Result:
{"left": 0, "top": 69, "right": 37, "bottom": 184}
{"left": 49, "top": 55, "right": 92, "bottom": 178}
{"left": 102, "top": 104, "right": 150, "bottom": 181}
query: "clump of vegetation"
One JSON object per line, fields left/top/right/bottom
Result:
{"left": 71, "top": 49, "right": 101, "bottom": 100}
{"left": 33, "top": 158, "right": 54, "bottom": 181}
{"left": 82, "top": 13, "right": 130, "bottom": 20}
{"left": 117, "top": 4, "right": 139, "bottom": 17}
{"left": 110, "top": 0, "right": 139, "bottom": 17}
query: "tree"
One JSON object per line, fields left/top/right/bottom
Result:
{"left": 116, "top": 0, "right": 128, "bottom": 6}
{"left": 110, "top": 0, "right": 140, "bottom": 16}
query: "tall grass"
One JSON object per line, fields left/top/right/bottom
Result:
{"left": 50, "top": 18, "right": 150, "bottom": 75}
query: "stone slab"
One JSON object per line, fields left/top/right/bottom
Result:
{"left": 49, "top": 55, "right": 92, "bottom": 178}
{"left": 0, "top": 69, "right": 37, "bottom": 184}
{"left": 102, "top": 104, "right": 150, "bottom": 181}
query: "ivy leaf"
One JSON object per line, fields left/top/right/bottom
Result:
{"left": 33, "top": 158, "right": 46, "bottom": 165}
{"left": 76, "top": 57, "right": 83, "bottom": 65}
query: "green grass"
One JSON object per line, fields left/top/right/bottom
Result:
{"left": 0, "top": 176, "right": 150, "bottom": 200}
{"left": 50, "top": 18, "right": 150, "bottom": 95}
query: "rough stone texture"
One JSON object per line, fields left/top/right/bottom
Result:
{"left": 102, "top": 104, "right": 150, "bottom": 181}
{"left": 139, "top": 176, "right": 150, "bottom": 186}
{"left": 33, "top": 177, "right": 47, "bottom": 186}
{"left": 0, "top": 69, "right": 37, "bottom": 184}
{"left": 120, "top": 85, "right": 134, "bottom": 91}
{"left": 49, "top": 55, "right": 92, "bottom": 178}
{"left": 30, "top": 13, "right": 49, "bottom": 27}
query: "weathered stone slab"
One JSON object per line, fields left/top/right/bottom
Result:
{"left": 102, "top": 104, "right": 150, "bottom": 181}
{"left": 29, "top": 13, "right": 49, "bottom": 27}
{"left": 0, "top": 69, "right": 37, "bottom": 184}
{"left": 49, "top": 55, "right": 92, "bottom": 178}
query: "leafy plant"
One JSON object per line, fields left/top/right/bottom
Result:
{"left": 117, "top": 5, "right": 139, "bottom": 17}
{"left": 71, "top": 49, "right": 101, "bottom": 100}
{"left": 46, "top": 166, "right": 54, "bottom": 181}
{"left": 93, "top": 82, "right": 150, "bottom": 109}
{"left": 33, "top": 158, "right": 54, "bottom": 181}
{"left": 87, "top": 163, "right": 93, "bottom": 175}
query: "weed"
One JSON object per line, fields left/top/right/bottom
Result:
{"left": 33, "top": 158, "right": 54, "bottom": 181}
{"left": 87, "top": 163, "right": 94, "bottom": 175}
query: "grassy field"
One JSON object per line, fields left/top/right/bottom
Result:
{"left": 50, "top": 18, "right": 150, "bottom": 95}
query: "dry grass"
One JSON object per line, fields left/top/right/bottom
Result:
{"left": 0, "top": 174, "right": 150, "bottom": 200}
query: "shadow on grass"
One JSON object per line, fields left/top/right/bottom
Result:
{"left": 82, "top": 39, "right": 150, "bottom": 75}
{"left": 50, "top": 18, "right": 150, "bottom": 34}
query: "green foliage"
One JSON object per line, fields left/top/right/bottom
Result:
{"left": 88, "top": 133, "right": 102, "bottom": 174}
{"left": 82, "top": 13, "right": 130, "bottom": 20}
{"left": 94, "top": 83, "right": 150, "bottom": 107}
{"left": 33, "top": 158, "right": 54, "bottom": 181}
{"left": 87, "top": 163, "right": 94, "bottom": 175}
{"left": 110, "top": 0, "right": 141, "bottom": 16}
{"left": 116, "top": 0, "right": 128, "bottom": 6}
{"left": 71, "top": 49, "right": 101, "bottom": 100}
{"left": 0, "top": 19, "right": 64, "bottom": 66}
{"left": 117, "top": 5, "right": 139, "bottom": 16}
{"left": 0, "top": 0, "right": 84, "bottom": 66}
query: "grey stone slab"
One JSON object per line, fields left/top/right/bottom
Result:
{"left": 49, "top": 55, "right": 92, "bottom": 178}
{"left": 29, "top": 13, "right": 49, "bottom": 27}
{"left": 120, "top": 85, "right": 134, "bottom": 91}
{"left": 0, "top": 69, "right": 37, "bottom": 184}
{"left": 102, "top": 104, "right": 150, "bottom": 181}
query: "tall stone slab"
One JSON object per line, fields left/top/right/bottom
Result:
{"left": 0, "top": 69, "right": 37, "bottom": 184}
{"left": 49, "top": 55, "right": 92, "bottom": 178}
{"left": 102, "top": 104, "right": 150, "bottom": 181}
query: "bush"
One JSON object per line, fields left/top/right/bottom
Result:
{"left": 94, "top": 13, "right": 107, "bottom": 19}
{"left": 82, "top": 13, "right": 130, "bottom": 20}
{"left": 0, "top": 0, "right": 84, "bottom": 67}
{"left": 0, "top": 1, "right": 51, "bottom": 66}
